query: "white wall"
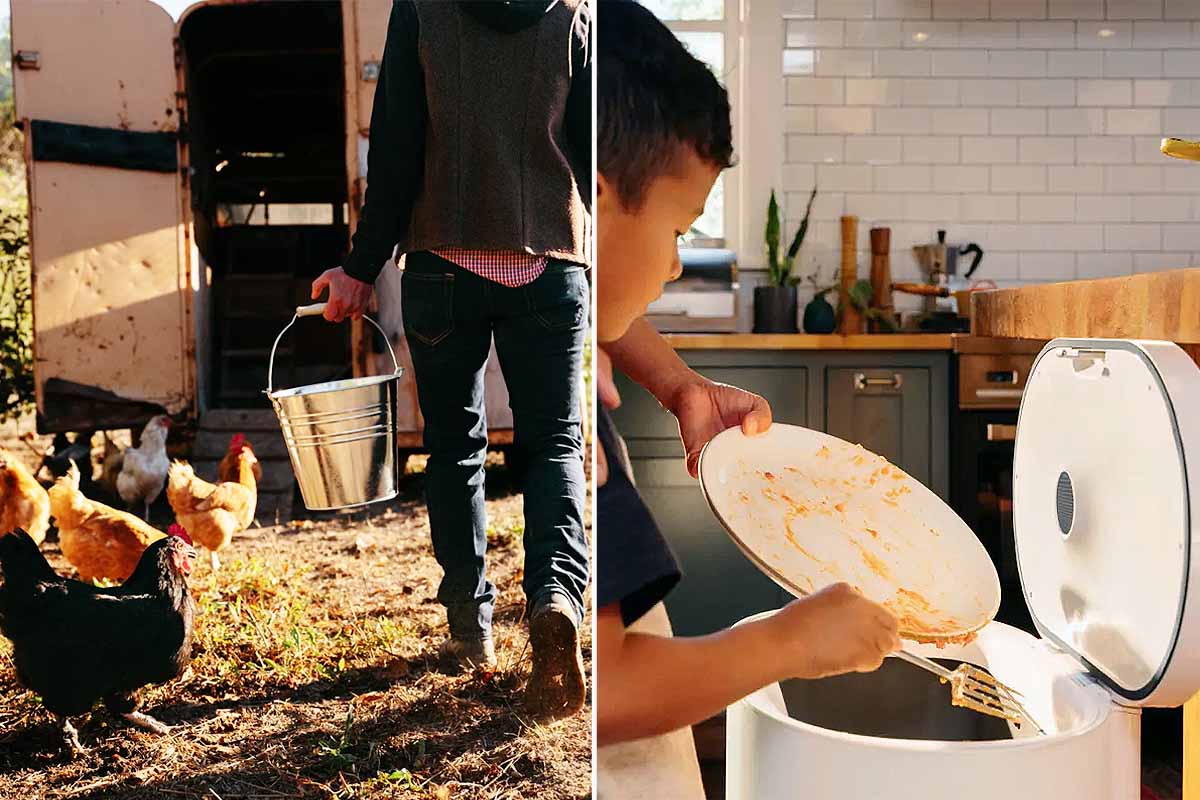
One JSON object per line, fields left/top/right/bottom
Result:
{"left": 777, "top": 0, "right": 1200, "bottom": 297}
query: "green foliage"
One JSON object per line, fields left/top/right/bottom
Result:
{"left": 846, "top": 278, "right": 899, "bottom": 332}
{"left": 764, "top": 186, "right": 817, "bottom": 287}
{"left": 0, "top": 185, "right": 31, "bottom": 423}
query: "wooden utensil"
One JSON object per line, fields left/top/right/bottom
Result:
{"left": 840, "top": 215, "right": 862, "bottom": 334}
{"left": 870, "top": 227, "right": 892, "bottom": 332}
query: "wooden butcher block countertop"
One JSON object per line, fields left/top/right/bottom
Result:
{"left": 665, "top": 333, "right": 1046, "bottom": 353}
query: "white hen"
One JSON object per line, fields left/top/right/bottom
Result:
{"left": 116, "top": 415, "right": 173, "bottom": 520}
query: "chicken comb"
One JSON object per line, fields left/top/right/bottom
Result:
{"left": 230, "top": 432, "right": 246, "bottom": 449}
{"left": 168, "top": 523, "right": 193, "bottom": 545}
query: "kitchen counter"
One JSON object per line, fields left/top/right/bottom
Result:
{"left": 665, "top": 333, "right": 1046, "bottom": 354}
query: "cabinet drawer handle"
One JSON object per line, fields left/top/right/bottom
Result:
{"left": 975, "top": 388, "right": 1024, "bottom": 400}
{"left": 854, "top": 372, "right": 903, "bottom": 391}
{"left": 987, "top": 424, "right": 1017, "bottom": 442}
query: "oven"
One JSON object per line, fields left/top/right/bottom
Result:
{"left": 951, "top": 351, "right": 1036, "bottom": 633}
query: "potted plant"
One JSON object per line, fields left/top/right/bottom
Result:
{"left": 801, "top": 265, "right": 838, "bottom": 334}
{"left": 755, "top": 186, "right": 817, "bottom": 333}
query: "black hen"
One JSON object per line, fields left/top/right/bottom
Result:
{"left": 0, "top": 527, "right": 196, "bottom": 754}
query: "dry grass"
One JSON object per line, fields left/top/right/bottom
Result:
{"left": 0, "top": 458, "right": 592, "bottom": 799}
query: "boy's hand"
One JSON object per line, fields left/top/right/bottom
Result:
{"left": 665, "top": 375, "right": 772, "bottom": 478}
{"left": 311, "top": 267, "right": 374, "bottom": 322}
{"left": 773, "top": 583, "right": 900, "bottom": 679}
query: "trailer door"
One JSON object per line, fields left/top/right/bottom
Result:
{"left": 12, "top": 0, "right": 191, "bottom": 432}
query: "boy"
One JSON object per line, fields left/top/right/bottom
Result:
{"left": 595, "top": 1, "right": 900, "bottom": 793}
{"left": 312, "top": 0, "right": 592, "bottom": 719}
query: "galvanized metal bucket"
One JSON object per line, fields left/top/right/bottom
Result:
{"left": 266, "top": 302, "right": 403, "bottom": 511}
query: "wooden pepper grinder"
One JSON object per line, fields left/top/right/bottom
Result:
{"left": 840, "top": 215, "right": 863, "bottom": 334}
{"left": 869, "top": 227, "right": 893, "bottom": 332}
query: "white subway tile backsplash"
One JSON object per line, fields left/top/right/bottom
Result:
{"left": 903, "top": 193, "right": 960, "bottom": 220}
{"left": 1077, "top": 79, "right": 1133, "bottom": 105}
{"left": 818, "top": 0, "right": 875, "bottom": 17}
{"left": 1164, "top": 50, "right": 1200, "bottom": 77}
{"left": 1133, "top": 21, "right": 1195, "bottom": 48}
{"left": 1134, "top": 194, "right": 1194, "bottom": 221}
{"left": 875, "top": 0, "right": 932, "bottom": 17}
{"left": 992, "top": 164, "right": 1048, "bottom": 192}
{"left": 990, "top": 50, "right": 1048, "bottom": 77}
{"left": 903, "top": 135, "right": 961, "bottom": 162}
{"left": 817, "top": 106, "right": 875, "bottom": 133}
{"left": 959, "top": 21, "right": 1018, "bottom": 48}
{"left": 817, "top": 163, "right": 874, "bottom": 190}
{"left": 1077, "top": 251, "right": 1134, "bottom": 276}
{"left": 788, "top": 77, "right": 847, "bottom": 105}
{"left": 964, "top": 135, "right": 1019, "bottom": 162}
{"left": 1135, "top": 252, "right": 1191, "bottom": 272}
{"left": 1077, "top": 21, "right": 1133, "bottom": 49}
{"left": 1048, "top": 50, "right": 1104, "bottom": 77}
{"left": 934, "top": 165, "right": 992, "bottom": 191}
{"left": 1105, "top": 0, "right": 1164, "bottom": 20}
{"left": 846, "top": 135, "right": 904, "bottom": 162}
{"left": 1019, "top": 252, "right": 1076, "bottom": 279}
{"left": 934, "top": 108, "right": 991, "bottom": 133}
{"left": 1105, "top": 165, "right": 1164, "bottom": 192}
{"left": 876, "top": 49, "right": 933, "bottom": 75}
{"left": 1162, "top": 223, "right": 1200, "bottom": 250}
{"left": 1049, "top": 107, "right": 1106, "bottom": 134}
{"left": 875, "top": 106, "right": 935, "bottom": 133}
{"left": 934, "top": 0, "right": 985, "bottom": 16}
{"left": 901, "top": 21, "right": 960, "bottom": 47}
{"left": 788, "top": 20, "right": 845, "bottom": 48}
{"left": 1020, "top": 136, "right": 1076, "bottom": 162}
{"left": 789, "top": 135, "right": 846, "bottom": 162}
{"left": 772, "top": 0, "right": 1197, "bottom": 287}
{"left": 902, "top": 79, "right": 960, "bottom": 104}
{"left": 991, "top": 108, "right": 1048, "bottom": 134}
{"left": 932, "top": 50, "right": 992, "bottom": 76}
{"left": 1106, "top": 108, "right": 1162, "bottom": 134}
{"left": 1049, "top": 0, "right": 1103, "bottom": 18}
{"left": 1049, "top": 165, "right": 1106, "bottom": 192}
{"left": 1017, "top": 22, "right": 1074, "bottom": 49}
{"left": 1135, "top": 79, "right": 1193, "bottom": 106}
{"left": 1077, "top": 193, "right": 1133, "bottom": 221}
{"left": 960, "top": 79, "right": 1020, "bottom": 106}
{"left": 1018, "top": 79, "right": 1076, "bottom": 105}
{"left": 846, "top": 78, "right": 904, "bottom": 105}
{"left": 995, "top": 1, "right": 1050, "bottom": 20}
{"left": 1020, "top": 194, "right": 1076, "bottom": 221}
{"left": 874, "top": 164, "right": 934, "bottom": 190}
{"left": 846, "top": 21, "right": 903, "bottom": 47}
{"left": 817, "top": 49, "right": 876, "bottom": 76}
{"left": 1103, "top": 50, "right": 1163, "bottom": 78}
{"left": 961, "top": 194, "right": 1019, "bottom": 221}
{"left": 1104, "top": 223, "right": 1162, "bottom": 250}
{"left": 1080, "top": 135, "right": 1132, "bottom": 161}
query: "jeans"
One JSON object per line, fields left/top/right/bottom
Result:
{"left": 401, "top": 250, "right": 590, "bottom": 640}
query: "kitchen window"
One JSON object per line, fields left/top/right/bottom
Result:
{"left": 640, "top": 0, "right": 741, "bottom": 250}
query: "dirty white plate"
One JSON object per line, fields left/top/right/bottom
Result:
{"left": 698, "top": 423, "right": 1000, "bottom": 645}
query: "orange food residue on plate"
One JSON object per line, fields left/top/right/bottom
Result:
{"left": 884, "top": 588, "right": 976, "bottom": 647}
{"left": 816, "top": 445, "right": 831, "bottom": 458}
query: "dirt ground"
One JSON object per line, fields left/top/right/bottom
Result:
{"left": 0, "top": 455, "right": 592, "bottom": 800}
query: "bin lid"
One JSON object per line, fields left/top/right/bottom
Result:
{"left": 1014, "top": 339, "right": 1200, "bottom": 706}
{"left": 699, "top": 424, "right": 1001, "bottom": 646}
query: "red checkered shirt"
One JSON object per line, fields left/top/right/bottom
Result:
{"left": 431, "top": 248, "right": 546, "bottom": 288}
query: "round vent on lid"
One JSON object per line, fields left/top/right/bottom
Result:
{"left": 1014, "top": 340, "right": 1200, "bottom": 707}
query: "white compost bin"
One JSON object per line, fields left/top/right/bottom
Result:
{"left": 726, "top": 339, "right": 1200, "bottom": 800}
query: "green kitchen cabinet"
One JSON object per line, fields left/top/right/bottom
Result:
{"left": 608, "top": 349, "right": 950, "bottom": 637}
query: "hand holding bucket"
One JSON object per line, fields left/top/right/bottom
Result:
{"left": 266, "top": 303, "right": 404, "bottom": 511}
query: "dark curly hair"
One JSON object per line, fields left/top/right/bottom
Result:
{"left": 597, "top": 0, "right": 735, "bottom": 210}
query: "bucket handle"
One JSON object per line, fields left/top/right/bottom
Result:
{"left": 267, "top": 302, "right": 401, "bottom": 395}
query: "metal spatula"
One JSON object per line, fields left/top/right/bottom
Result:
{"left": 894, "top": 649, "right": 1043, "bottom": 734}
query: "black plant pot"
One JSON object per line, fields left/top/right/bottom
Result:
{"left": 753, "top": 285, "right": 798, "bottom": 333}
{"left": 802, "top": 293, "right": 837, "bottom": 334}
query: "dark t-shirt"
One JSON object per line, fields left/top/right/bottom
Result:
{"left": 597, "top": 404, "right": 682, "bottom": 627}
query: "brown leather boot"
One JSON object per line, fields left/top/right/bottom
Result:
{"left": 525, "top": 595, "right": 586, "bottom": 719}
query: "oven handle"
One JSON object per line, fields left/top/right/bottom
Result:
{"left": 986, "top": 423, "right": 1018, "bottom": 442}
{"left": 975, "top": 388, "right": 1024, "bottom": 401}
